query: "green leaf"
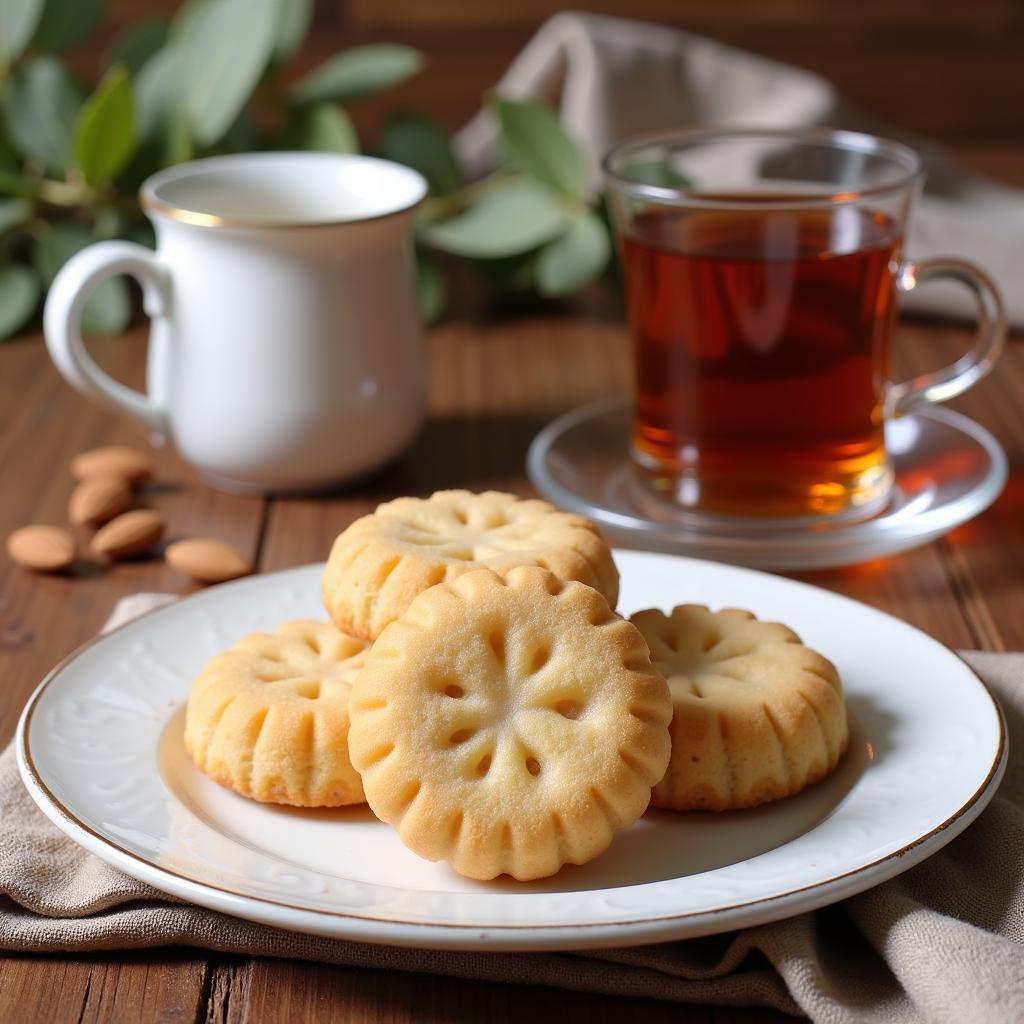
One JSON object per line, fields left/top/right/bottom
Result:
{"left": 280, "top": 103, "right": 358, "bottom": 153}
{"left": 0, "top": 263, "right": 40, "bottom": 340}
{"left": 415, "top": 252, "right": 444, "bottom": 324}
{"left": 82, "top": 275, "right": 130, "bottom": 334}
{"left": 164, "top": 107, "right": 193, "bottom": 165}
{"left": 273, "top": 0, "right": 312, "bottom": 63}
{"left": 0, "top": 0, "right": 44, "bottom": 63}
{"left": 379, "top": 111, "right": 460, "bottom": 196}
{"left": 124, "top": 217, "right": 155, "bottom": 250}
{"left": 0, "top": 197, "right": 31, "bottom": 233}
{"left": 32, "top": 0, "right": 105, "bottom": 53}
{"left": 618, "top": 159, "right": 691, "bottom": 189}
{"left": 169, "top": 0, "right": 213, "bottom": 39}
{"left": 136, "top": 0, "right": 272, "bottom": 154}
{"left": 535, "top": 208, "right": 610, "bottom": 297}
{"left": 0, "top": 121, "right": 16, "bottom": 169}
{"left": 2, "top": 58, "right": 84, "bottom": 172}
{"left": 33, "top": 222, "right": 91, "bottom": 282}
{"left": 0, "top": 168, "right": 35, "bottom": 196}
{"left": 133, "top": 44, "right": 183, "bottom": 144}
{"left": 73, "top": 67, "right": 137, "bottom": 186}
{"left": 421, "top": 180, "right": 569, "bottom": 259}
{"left": 34, "top": 222, "right": 131, "bottom": 334}
{"left": 175, "top": 0, "right": 279, "bottom": 146}
{"left": 290, "top": 44, "right": 424, "bottom": 105}
{"left": 104, "top": 17, "right": 169, "bottom": 74}
{"left": 494, "top": 97, "right": 585, "bottom": 199}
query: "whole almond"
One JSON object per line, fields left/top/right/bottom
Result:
{"left": 71, "top": 446, "right": 153, "bottom": 485}
{"left": 7, "top": 525, "right": 76, "bottom": 572}
{"left": 165, "top": 538, "right": 252, "bottom": 584}
{"left": 91, "top": 510, "right": 165, "bottom": 559}
{"left": 68, "top": 475, "right": 133, "bottom": 527}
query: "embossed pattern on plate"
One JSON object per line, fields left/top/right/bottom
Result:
{"left": 17, "top": 554, "right": 1006, "bottom": 950}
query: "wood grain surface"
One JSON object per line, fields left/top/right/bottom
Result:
{"left": 2, "top": 283, "right": 1021, "bottom": 1024}
{"left": 2, "top": 4, "right": 1023, "bottom": 1020}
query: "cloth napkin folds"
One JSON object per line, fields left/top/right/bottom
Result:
{"left": 2, "top": 595, "right": 1023, "bottom": 1023}
{"left": 456, "top": 12, "right": 1024, "bottom": 327}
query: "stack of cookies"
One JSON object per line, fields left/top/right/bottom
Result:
{"left": 184, "top": 489, "right": 848, "bottom": 881}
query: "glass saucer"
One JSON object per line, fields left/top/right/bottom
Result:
{"left": 527, "top": 397, "right": 1007, "bottom": 571}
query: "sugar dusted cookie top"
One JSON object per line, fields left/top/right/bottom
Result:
{"left": 347, "top": 567, "right": 672, "bottom": 881}
{"left": 630, "top": 604, "right": 848, "bottom": 811}
{"left": 185, "top": 620, "right": 369, "bottom": 808}
{"left": 322, "top": 489, "right": 619, "bottom": 640}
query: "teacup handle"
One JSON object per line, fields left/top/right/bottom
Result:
{"left": 890, "top": 257, "right": 1006, "bottom": 416}
{"left": 43, "top": 241, "right": 172, "bottom": 440}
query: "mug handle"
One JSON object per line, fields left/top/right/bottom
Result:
{"left": 890, "top": 257, "right": 1007, "bottom": 416}
{"left": 43, "top": 241, "right": 172, "bottom": 440}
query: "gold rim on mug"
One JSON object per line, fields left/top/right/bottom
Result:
{"left": 139, "top": 152, "right": 428, "bottom": 230}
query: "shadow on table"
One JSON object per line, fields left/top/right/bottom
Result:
{"left": 324, "top": 412, "right": 558, "bottom": 500}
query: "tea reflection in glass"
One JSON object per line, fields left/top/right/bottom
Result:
{"left": 621, "top": 203, "right": 899, "bottom": 518}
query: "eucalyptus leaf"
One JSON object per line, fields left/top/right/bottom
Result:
{"left": 124, "top": 217, "right": 155, "bottom": 250}
{"left": 280, "top": 103, "right": 357, "bottom": 154}
{"left": 0, "top": 122, "right": 16, "bottom": 169}
{"left": 175, "top": 0, "right": 279, "bottom": 146}
{"left": 290, "top": 44, "right": 423, "bottom": 105}
{"left": 494, "top": 96, "right": 585, "bottom": 199}
{"left": 73, "top": 67, "right": 137, "bottom": 186}
{"left": 0, "top": 168, "right": 35, "bottom": 197}
{"left": 618, "top": 159, "right": 691, "bottom": 189}
{"left": 164, "top": 106, "right": 193, "bottom": 165}
{"left": 34, "top": 222, "right": 131, "bottom": 334}
{"left": 82, "top": 279, "right": 131, "bottom": 334}
{"left": 0, "top": 263, "right": 40, "bottom": 340}
{"left": 32, "top": 0, "right": 105, "bottom": 54}
{"left": 0, "top": 0, "right": 44, "bottom": 63}
{"left": 133, "top": 44, "right": 183, "bottom": 144}
{"left": 0, "top": 197, "right": 31, "bottom": 233}
{"left": 3, "top": 58, "right": 84, "bottom": 172}
{"left": 273, "top": 0, "right": 312, "bottom": 63}
{"left": 105, "top": 18, "right": 169, "bottom": 74}
{"left": 379, "top": 111, "right": 460, "bottom": 196}
{"left": 421, "top": 180, "right": 569, "bottom": 259}
{"left": 535, "top": 208, "right": 610, "bottom": 297}
{"left": 169, "top": 0, "right": 213, "bottom": 39}
{"left": 415, "top": 252, "right": 444, "bottom": 325}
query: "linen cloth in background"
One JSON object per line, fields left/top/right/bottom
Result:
{"left": 455, "top": 12, "right": 1024, "bottom": 327}
{"left": 2, "top": 596, "right": 1024, "bottom": 1023}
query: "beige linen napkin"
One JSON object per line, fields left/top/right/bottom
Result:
{"left": 3, "top": 596, "right": 1023, "bottom": 1023}
{"left": 456, "top": 11, "right": 1024, "bottom": 326}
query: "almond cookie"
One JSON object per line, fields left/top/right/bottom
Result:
{"left": 348, "top": 567, "right": 671, "bottom": 881}
{"left": 630, "top": 605, "right": 848, "bottom": 811}
{"left": 185, "top": 620, "right": 368, "bottom": 807}
{"left": 322, "top": 490, "right": 619, "bottom": 640}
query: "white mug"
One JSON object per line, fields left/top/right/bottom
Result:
{"left": 44, "top": 152, "right": 428, "bottom": 492}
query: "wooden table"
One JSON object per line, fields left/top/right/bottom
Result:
{"left": 2, "top": 0, "right": 1023, "bottom": 984}
{"left": 1, "top": 257, "right": 1021, "bottom": 1022}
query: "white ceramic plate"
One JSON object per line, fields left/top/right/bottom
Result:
{"left": 18, "top": 553, "right": 1005, "bottom": 951}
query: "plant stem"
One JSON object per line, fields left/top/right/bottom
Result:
{"left": 36, "top": 179, "right": 99, "bottom": 207}
{"left": 416, "top": 171, "right": 521, "bottom": 225}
